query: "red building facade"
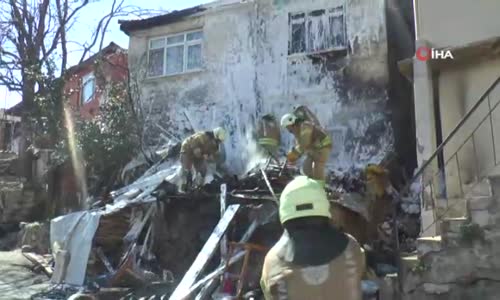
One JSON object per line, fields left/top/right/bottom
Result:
{"left": 64, "top": 42, "right": 128, "bottom": 119}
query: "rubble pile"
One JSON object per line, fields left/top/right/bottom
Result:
{"left": 17, "top": 154, "right": 422, "bottom": 299}
{"left": 326, "top": 168, "right": 367, "bottom": 194}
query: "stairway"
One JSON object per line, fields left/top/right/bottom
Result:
{"left": 400, "top": 175, "right": 500, "bottom": 299}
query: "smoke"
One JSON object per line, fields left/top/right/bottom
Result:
{"left": 242, "top": 124, "right": 270, "bottom": 174}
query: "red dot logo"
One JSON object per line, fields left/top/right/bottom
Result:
{"left": 416, "top": 47, "right": 431, "bottom": 61}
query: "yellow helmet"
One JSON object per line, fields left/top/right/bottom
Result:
{"left": 280, "top": 113, "right": 297, "bottom": 128}
{"left": 213, "top": 127, "right": 226, "bottom": 141}
{"left": 279, "top": 176, "right": 331, "bottom": 224}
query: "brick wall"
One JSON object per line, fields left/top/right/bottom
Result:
{"left": 64, "top": 51, "right": 128, "bottom": 120}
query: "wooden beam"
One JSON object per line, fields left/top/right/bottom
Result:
{"left": 169, "top": 204, "right": 241, "bottom": 300}
{"left": 220, "top": 184, "right": 227, "bottom": 265}
{"left": 23, "top": 252, "right": 53, "bottom": 277}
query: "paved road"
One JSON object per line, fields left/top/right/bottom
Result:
{"left": 0, "top": 250, "right": 50, "bottom": 300}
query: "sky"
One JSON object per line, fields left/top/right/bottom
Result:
{"left": 0, "top": 0, "right": 212, "bottom": 109}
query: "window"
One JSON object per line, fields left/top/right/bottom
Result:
{"left": 148, "top": 30, "right": 203, "bottom": 77}
{"left": 81, "top": 73, "right": 95, "bottom": 104}
{"left": 289, "top": 6, "right": 346, "bottom": 55}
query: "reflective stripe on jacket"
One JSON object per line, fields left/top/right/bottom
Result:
{"left": 258, "top": 137, "right": 280, "bottom": 147}
{"left": 257, "top": 116, "right": 281, "bottom": 147}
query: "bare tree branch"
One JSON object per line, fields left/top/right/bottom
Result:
{"left": 78, "top": 0, "right": 120, "bottom": 63}
{"left": 99, "top": 0, "right": 121, "bottom": 51}
{"left": 55, "top": 0, "right": 68, "bottom": 74}
{"left": 34, "top": 0, "right": 50, "bottom": 55}
{"left": 42, "top": 0, "right": 90, "bottom": 61}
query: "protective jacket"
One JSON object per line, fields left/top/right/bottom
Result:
{"left": 180, "top": 131, "right": 219, "bottom": 159}
{"left": 261, "top": 231, "right": 365, "bottom": 300}
{"left": 257, "top": 115, "right": 281, "bottom": 149}
{"left": 290, "top": 121, "right": 332, "bottom": 156}
{"left": 293, "top": 106, "right": 321, "bottom": 127}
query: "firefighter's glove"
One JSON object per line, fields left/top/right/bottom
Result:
{"left": 286, "top": 150, "right": 300, "bottom": 164}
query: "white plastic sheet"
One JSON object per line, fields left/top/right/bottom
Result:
{"left": 50, "top": 211, "right": 101, "bottom": 286}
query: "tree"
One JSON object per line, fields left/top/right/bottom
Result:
{"left": 0, "top": 0, "right": 156, "bottom": 99}
{"left": 0, "top": 0, "right": 158, "bottom": 178}
{"left": 53, "top": 79, "right": 140, "bottom": 197}
{"left": 1, "top": 0, "right": 87, "bottom": 111}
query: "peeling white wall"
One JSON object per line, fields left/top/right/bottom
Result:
{"left": 127, "top": 0, "right": 392, "bottom": 174}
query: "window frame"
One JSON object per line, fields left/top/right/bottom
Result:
{"left": 147, "top": 29, "right": 204, "bottom": 78}
{"left": 80, "top": 72, "right": 96, "bottom": 105}
{"left": 288, "top": 5, "right": 347, "bottom": 56}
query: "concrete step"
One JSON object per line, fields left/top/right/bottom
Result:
{"left": 440, "top": 217, "right": 468, "bottom": 234}
{"left": 440, "top": 217, "right": 468, "bottom": 247}
{"left": 416, "top": 236, "right": 442, "bottom": 257}
{"left": 467, "top": 195, "right": 493, "bottom": 211}
{"left": 469, "top": 209, "right": 493, "bottom": 227}
{"left": 464, "top": 179, "right": 492, "bottom": 197}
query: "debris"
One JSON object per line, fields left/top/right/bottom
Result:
{"left": 220, "top": 184, "right": 228, "bottom": 265}
{"left": 190, "top": 251, "right": 247, "bottom": 297}
{"left": 110, "top": 244, "right": 146, "bottom": 288}
{"left": 259, "top": 167, "right": 278, "bottom": 202}
{"left": 23, "top": 252, "right": 53, "bottom": 277}
{"left": 96, "top": 247, "right": 115, "bottom": 274}
{"left": 17, "top": 221, "right": 50, "bottom": 255}
{"left": 229, "top": 242, "right": 268, "bottom": 298}
{"left": 50, "top": 211, "right": 101, "bottom": 285}
{"left": 278, "top": 159, "right": 287, "bottom": 177}
{"left": 169, "top": 204, "right": 241, "bottom": 300}
{"left": 37, "top": 139, "right": 412, "bottom": 300}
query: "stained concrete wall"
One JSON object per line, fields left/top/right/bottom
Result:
{"left": 415, "top": 0, "right": 500, "bottom": 48}
{"left": 386, "top": 0, "right": 416, "bottom": 177}
{"left": 127, "top": 0, "right": 393, "bottom": 174}
{"left": 413, "top": 0, "right": 500, "bottom": 198}
{"left": 439, "top": 59, "right": 500, "bottom": 198}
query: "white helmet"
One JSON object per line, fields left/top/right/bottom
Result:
{"left": 213, "top": 127, "right": 226, "bottom": 141}
{"left": 280, "top": 113, "right": 297, "bottom": 128}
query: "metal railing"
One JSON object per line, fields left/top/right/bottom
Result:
{"left": 399, "top": 76, "right": 500, "bottom": 236}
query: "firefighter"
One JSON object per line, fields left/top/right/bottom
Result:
{"left": 179, "top": 127, "right": 226, "bottom": 191}
{"left": 261, "top": 176, "right": 365, "bottom": 300}
{"left": 256, "top": 114, "right": 281, "bottom": 158}
{"left": 293, "top": 105, "right": 321, "bottom": 126}
{"left": 281, "top": 112, "right": 332, "bottom": 186}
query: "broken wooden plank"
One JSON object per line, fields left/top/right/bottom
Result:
{"left": 138, "top": 223, "right": 153, "bottom": 268}
{"left": 195, "top": 184, "right": 229, "bottom": 300}
{"left": 194, "top": 209, "right": 268, "bottom": 299}
{"left": 96, "top": 247, "right": 115, "bottom": 274}
{"left": 260, "top": 168, "right": 279, "bottom": 203}
{"left": 191, "top": 251, "right": 247, "bottom": 298}
{"left": 124, "top": 204, "right": 154, "bottom": 243}
{"left": 169, "top": 204, "right": 241, "bottom": 300}
{"left": 23, "top": 252, "right": 53, "bottom": 277}
{"left": 220, "top": 184, "right": 228, "bottom": 265}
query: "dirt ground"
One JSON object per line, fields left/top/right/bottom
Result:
{"left": 0, "top": 250, "right": 50, "bottom": 300}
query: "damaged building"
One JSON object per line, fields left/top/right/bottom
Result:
{"left": 0, "top": 0, "right": 420, "bottom": 299}
{"left": 119, "top": 0, "right": 416, "bottom": 175}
